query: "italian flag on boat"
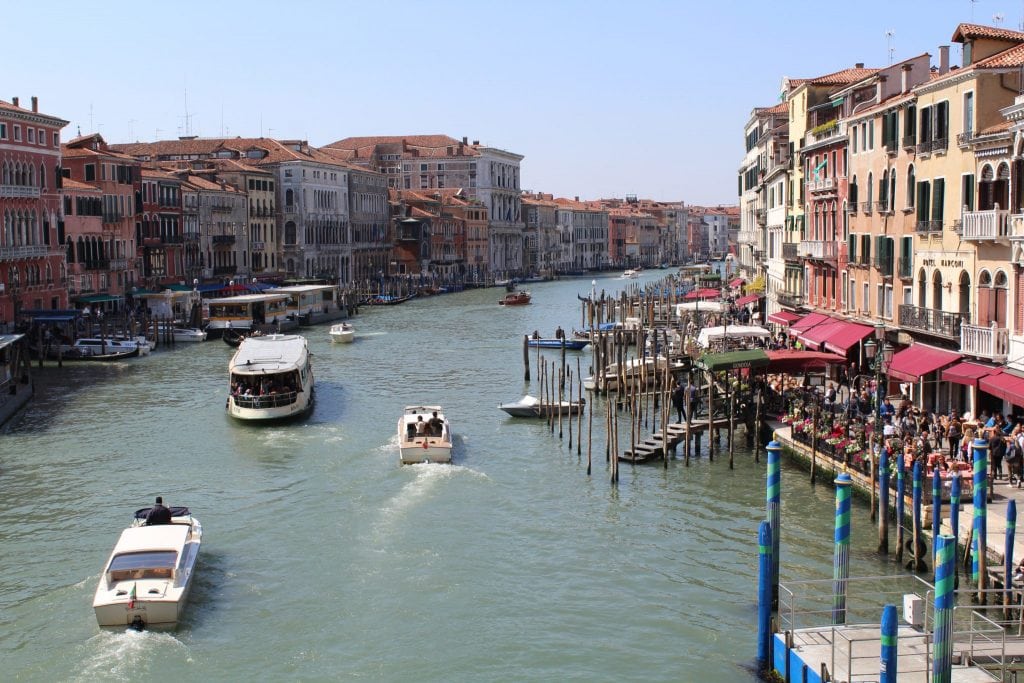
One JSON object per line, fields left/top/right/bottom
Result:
{"left": 128, "top": 582, "right": 137, "bottom": 609}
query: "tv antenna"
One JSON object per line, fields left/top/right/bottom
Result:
{"left": 885, "top": 30, "right": 896, "bottom": 65}
{"left": 994, "top": 13, "right": 1005, "bottom": 25}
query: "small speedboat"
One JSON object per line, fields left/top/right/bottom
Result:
{"left": 527, "top": 338, "right": 590, "bottom": 350}
{"left": 620, "top": 269, "right": 640, "bottom": 279}
{"left": 93, "top": 506, "right": 202, "bottom": 629}
{"left": 398, "top": 405, "right": 452, "bottom": 464}
{"left": 329, "top": 322, "right": 355, "bottom": 343}
{"left": 499, "top": 291, "right": 531, "bottom": 306}
{"left": 169, "top": 327, "right": 207, "bottom": 343}
{"left": 499, "top": 395, "right": 586, "bottom": 418}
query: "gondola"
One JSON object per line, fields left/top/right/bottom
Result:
{"left": 223, "top": 328, "right": 249, "bottom": 348}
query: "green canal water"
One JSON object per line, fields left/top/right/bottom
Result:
{"left": 1, "top": 270, "right": 904, "bottom": 681}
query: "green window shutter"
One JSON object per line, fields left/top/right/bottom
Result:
{"left": 918, "top": 182, "right": 930, "bottom": 221}
{"left": 963, "top": 174, "right": 975, "bottom": 211}
{"left": 933, "top": 178, "right": 945, "bottom": 223}
{"left": 849, "top": 234, "right": 857, "bottom": 262}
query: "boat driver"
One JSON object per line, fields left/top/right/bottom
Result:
{"left": 145, "top": 496, "right": 172, "bottom": 525}
{"left": 428, "top": 411, "right": 444, "bottom": 436}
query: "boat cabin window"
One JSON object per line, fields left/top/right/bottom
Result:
{"left": 107, "top": 550, "right": 177, "bottom": 581}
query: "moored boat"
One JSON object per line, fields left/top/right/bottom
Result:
{"left": 165, "top": 327, "right": 207, "bottom": 343}
{"left": 226, "top": 334, "right": 314, "bottom": 421}
{"left": 498, "top": 291, "right": 531, "bottom": 306}
{"left": 498, "top": 395, "right": 586, "bottom": 418}
{"left": 527, "top": 337, "right": 590, "bottom": 350}
{"left": 93, "top": 506, "right": 202, "bottom": 629}
{"left": 397, "top": 405, "right": 452, "bottom": 464}
{"left": 329, "top": 322, "right": 354, "bottom": 343}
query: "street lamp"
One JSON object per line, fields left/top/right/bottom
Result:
{"left": 864, "top": 325, "right": 894, "bottom": 522}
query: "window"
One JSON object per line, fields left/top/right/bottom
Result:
{"left": 37, "top": 128, "right": 44, "bottom": 145}
{"left": 85, "top": 164, "right": 96, "bottom": 182}
{"left": 13, "top": 125, "right": 21, "bottom": 141}
{"left": 0, "top": 122, "right": 6, "bottom": 139}
{"left": 863, "top": 283, "right": 869, "bottom": 312}
{"left": 26, "top": 128, "right": 34, "bottom": 144}
{"left": 851, "top": 279, "right": 857, "bottom": 311}
{"left": 932, "top": 178, "right": 945, "bottom": 224}
{"left": 907, "top": 165, "right": 916, "bottom": 208}
{"left": 868, "top": 120, "right": 874, "bottom": 149}
{"left": 962, "top": 174, "right": 975, "bottom": 211}
{"left": 964, "top": 91, "right": 974, "bottom": 135}
{"left": 852, "top": 126, "right": 858, "bottom": 153}
{"left": 877, "top": 284, "right": 884, "bottom": 315}
{"left": 917, "top": 180, "right": 930, "bottom": 221}
{"left": 905, "top": 104, "right": 917, "bottom": 143}
{"left": 52, "top": 132, "right": 58, "bottom": 147}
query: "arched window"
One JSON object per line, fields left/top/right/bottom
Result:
{"left": 932, "top": 270, "right": 943, "bottom": 311}
{"left": 993, "top": 270, "right": 1009, "bottom": 327}
{"left": 958, "top": 271, "right": 970, "bottom": 317}
{"left": 918, "top": 268, "right": 927, "bottom": 308}
{"left": 907, "top": 165, "right": 916, "bottom": 208}
{"left": 842, "top": 201, "right": 849, "bottom": 239}
{"left": 889, "top": 171, "right": 897, "bottom": 211}
{"left": 850, "top": 175, "right": 858, "bottom": 204}
{"left": 284, "top": 220, "right": 296, "bottom": 245}
{"left": 285, "top": 189, "right": 294, "bottom": 207}
{"left": 867, "top": 172, "right": 874, "bottom": 207}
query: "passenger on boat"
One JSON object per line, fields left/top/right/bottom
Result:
{"left": 428, "top": 411, "right": 444, "bottom": 436}
{"left": 415, "top": 415, "right": 428, "bottom": 436}
{"left": 145, "top": 496, "right": 172, "bottom": 525}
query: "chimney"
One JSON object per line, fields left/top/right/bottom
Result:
{"left": 11, "top": 96, "right": 18, "bottom": 107}
{"left": 939, "top": 45, "right": 950, "bottom": 74}
{"left": 575, "top": 195, "right": 579, "bottom": 202}
{"left": 402, "top": 138, "right": 408, "bottom": 152}
{"left": 901, "top": 63, "right": 912, "bottom": 94}
{"left": 472, "top": 140, "right": 479, "bottom": 145}
{"left": 462, "top": 136, "right": 468, "bottom": 144}
{"left": 855, "top": 62, "right": 864, "bottom": 69}
{"left": 875, "top": 75, "right": 887, "bottom": 103}
{"left": 31, "top": 96, "right": 38, "bottom": 112}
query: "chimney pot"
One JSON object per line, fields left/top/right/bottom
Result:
{"left": 939, "top": 45, "right": 950, "bottom": 74}
{"left": 855, "top": 62, "right": 864, "bottom": 69}
{"left": 575, "top": 195, "right": 579, "bottom": 202}
{"left": 31, "top": 96, "right": 38, "bottom": 112}
{"left": 462, "top": 136, "right": 468, "bottom": 144}
{"left": 472, "top": 140, "right": 479, "bottom": 145}
{"left": 901, "top": 63, "right": 912, "bottom": 93}
{"left": 11, "top": 96, "right": 18, "bottom": 107}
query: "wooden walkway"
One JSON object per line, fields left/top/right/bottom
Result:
{"left": 619, "top": 417, "right": 731, "bottom": 463}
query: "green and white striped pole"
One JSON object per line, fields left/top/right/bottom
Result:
{"left": 832, "top": 472, "right": 852, "bottom": 625}
{"left": 950, "top": 473, "right": 961, "bottom": 588}
{"left": 766, "top": 440, "right": 781, "bottom": 608}
{"left": 932, "top": 534, "right": 955, "bottom": 683}
{"left": 895, "top": 452, "right": 906, "bottom": 563}
{"left": 932, "top": 468, "right": 942, "bottom": 573}
{"left": 973, "top": 437, "right": 988, "bottom": 600}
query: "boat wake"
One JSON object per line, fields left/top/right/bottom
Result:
{"left": 378, "top": 463, "right": 488, "bottom": 522}
{"left": 75, "top": 629, "right": 187, "bottom": 682}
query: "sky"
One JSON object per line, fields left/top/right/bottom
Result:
{"left": 8, "top": 0, "right": 1024, "bottom": 205}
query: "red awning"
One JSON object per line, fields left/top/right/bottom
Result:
{"left": 684, "top": 288, "right": 721, "bottom": 300}
{"left": 789, "top": 312, "right": 831, "bottom": 335}
{"left": 767, "top": 311, "right": 801, "bottom": 326}
{"left": 797, "top": 319, "right": 843, "bottom": 351}
{"left": 822, "top": 321, "right": 875, "bottom": 355}
{"left": 735, "top": 293, "right": 763, "bottom": 307}
{"left": 887, "top": 345, "right": 962, "bottom": 383}
{"left": 979, "top": 370, "right": 1024, "bottom": 406}
{"left": 941, "top": 361, "right": 1003, "bottom": 389}
{"left": 766, "top": 349, "right": 847, "bottom": 373}
{"left": 728, "top": 278, "right": 744, "bottom": 288}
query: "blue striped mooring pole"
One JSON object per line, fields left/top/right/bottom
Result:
{"left": 910, "top": 460, "right": 926, "bottom": 572}
{"left": 950, "top": 473, "right": 961, "bottom": 586}
{"left": 895, "top": 451, "right": 906, "bottom": 563}
{"left": 879, "top": 602, "right": 897, "bottom": 683}
{"left": 756, "top": 520, "right": 772, "bottom": 668}
{"left": 932, "top": 467, "right": 942, "bottom": 572}
{"left": 1005, "top": 500, "right": 1016, "bottom": 616}
{"left": 877, "top": 447, "right": 889, "bottom": 554}
{"left": 973, "top": 437, "right": 989, "bottom": 600}
{"left": 766, "top": 440, "right": 781, "bottom": 608}
{"left": 932, "top": 534, "right": 956, "bottom": 683}
{"left": 832, "top": 472, "right": 852, "bottom": 625}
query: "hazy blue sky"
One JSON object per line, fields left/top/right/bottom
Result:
{"left": 7, "top": 1, "right": 1024, "bottom": 204}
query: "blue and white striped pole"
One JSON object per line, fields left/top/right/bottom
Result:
{"left": 757, "top": 520, "right": 773, "bottom": 667}
{"left": 932, "top": 468, "right": 942, "bottom": 571}
{"left": 950, "top": 473, "right": 961, "bottom": 587}
{"left": 974, "top": 437, "right": 989, "bottom": 600}
{"left": 878, "top": 447, "right": 889, "bottom": 554}
{"left": 766, "top": 440, "right": 781, "bottom": 608}
{"left": 833, "top": 472, "right": 852, "bottom": 624}
{"left": 1005, "top": 500, "right": 1016, "bottom": 617}
{"left": 895, "top": 451, "right": 906, "bottom": 563}
{"left": 911, "top": 460, "right": 926, "bottom": 572}
{"left": 933, "top": 534, "right": 956, "bottom": 683}
{"left": 880, "top": 603, "right": 897, "bottom": 683}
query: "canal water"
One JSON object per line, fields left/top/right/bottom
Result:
{"left": 2, "top": 270, "right": 902, "bottom": 682}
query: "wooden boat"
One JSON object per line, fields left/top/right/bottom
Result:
{"left": 527, "top": 338, "right": 590, "bottom": 350}
{"left": 93, "top": 506, "right": 202, "bottom": 629}
{"left": 498, "top": 395, "right": 586, "bottom": 418}
{"left": 365, "top": 293, "right": 417, "bottom": 306}
{"left": 499, "top": 291, "right": 531, "bottom": 306}
{"left": 222, "top": 328, "right": 253, "bottom": 348}
{"left": 227, "top": 334, "right": 314, "bottom": 421}
{"left": 397, "top": 405, "right": 452, "bottom": 464}
{"left": 329, "top": 322, "right": 354, "bottom": 343}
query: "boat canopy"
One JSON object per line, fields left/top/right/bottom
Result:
{"left": 696, "top": 325, "right": 771, "bottom": 348}
{"left": 697, "top": 349, "right": 770, "bottom": 372}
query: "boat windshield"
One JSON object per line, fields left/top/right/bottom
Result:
{"left": 107, "top": 551, "right": 177, "bottom": 581}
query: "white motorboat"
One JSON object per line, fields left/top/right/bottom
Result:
{"left": 226, "top": 334, "right": 314, "bottom": 421}
{"left": 585, "top": 356, "right": 687, "bottom": 393}
{"left": 165, "top": 326, "right": 207, "bottom": 343}
{"left": 329, "top": 322, "right": 354, "bottom": 343}
{"left": 397, "top": 405, "right": 452, "bottom": 464}
{"left": 498, "top": 394, "right": 586, "bottom": 418}
{"left": 93, "top": 506, "right": 202, "bottom": 629}
{"left": 620, "top": 269, "right": 640, "bottom": 279}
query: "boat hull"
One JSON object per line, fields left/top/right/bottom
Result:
{"left": 399, "top": 441, "right": 453, "bottom": 464}
{"left": 527, "top": 339, "right": 589, "bottom": 350}
{"left": 330, "top": 332, "right": 354, "bottom": 343}
{"left": 227, "top": 391, "right": 313, "bottom": 421}
{"left": 94, "top": 588, "right": 191, "bottom": 628}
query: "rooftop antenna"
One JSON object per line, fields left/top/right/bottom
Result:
{"left": 885, "top": 29, "right": 896, "bottom": 65}
{"left": 155, "top": 128, "right": 162, "bottom": 140}
{"left": 181, "top": 88, "right": 193, "bottom": 137}
{"left": 89, "top": 104, "right": 93, "bottom": 133}
{"left": 220, "top": 105, "right": 225, "bottom": 137}
{"left": 994, "top": 12, "right": 1005, "bottom": 25}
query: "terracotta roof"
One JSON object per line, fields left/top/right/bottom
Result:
{"left": 324, "top": 134, "right": 482, "bottom": 160}
{"left": 61, "top": 178, "right": 100, "bottom": 192}
{"left": 140, "top": 168, "right": 180, "bottom": 180}
{"left": 110, "top": 137, "right": 372, "bottom": 173}
{"left": 808, "top": 67, "right": 880, "bottom": 86}
{"left": 974, "top": 41, "right": 1024, "bottom": 69}
{"left": 979, "top": 120, "right": 1013, "bottom": 135}
{"left": 952, "top": 22, "right": 1024, "bottom": 44}
{"left": 207, "top": 158, "right": 273, "bottom": 175}
{"left": 61, "top": 144, "right": 138, "bottom": 162}
{"left": 758, "top": 102, "right": 789, "bottom": 115}
{"left": 178, "top": 174, "right": 241, "bottom": 193}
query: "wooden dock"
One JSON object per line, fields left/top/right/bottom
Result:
{"left": 619, "top": 417, "right": 731, "bottom": 463}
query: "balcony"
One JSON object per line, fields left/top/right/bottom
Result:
{"left": 798, "top": 239, "right": 838, "bottom": 262}
{"left": 212, "top": 235, "right": 236, "bottom": 245}
{"left": 898, "top": 255, "right": 913, "bottom": 279}
{"left": 755, "top": 208, "right": 766, "bottom": 225}
{"left": 807, "top": 177, "right": 836, "bottom": 194}
{"left": 804, "top": 119, "right": 845, "bottom": 147}
{"left": 0, "top": 184, "right": 41, "bottom": 199}
{"left": 916, "top": 138, "right": 949, "bottom": 155}
{"left": 251, "top": 241, "right": 266, "bottom": 251}
{"left": 0, "top": 245, "right": 49, "bottom": 261}
{"left": 85, "top": 259, "right": 111, "bottom": 271}
{"left": 961, "top": 208, "right": 1010, "bottom": 241}
{"left": 861, "top": 201, "right": 873, "bottom": 214}
{"left": 183, "top": 232, "right": 201, "bottom": 242}
{"left": 874, "top": 201, "right": 892, "bottom": 214}
{"left": 871, "top": 255, "right": 894, "bottom": 276}
{"left": 782, "top": 242, "right": 798, "bottom": 262}
{"left": 777, "top": 291, "right": 804, "bottom": 309}
{"left": 211, "top": 204, "right": 233, "bottom": 213}
{"left": 898, "top": 304, "right": 966, "bottom": 339}
{"left": 915, "top": 219, "right": 942, "bottom": 234}
{"left": 961, "top": 323, "right": 1009, "bottom": 362}
{"left": 163, "top": 234, "right": 185, "bottom": 244}
{"left": 109, "top": 258, "right": 128, "bottom": 270}
{"left": 902, "top": 135, "right": 916, "bottom": 150}
{"left": 957, "top": 131, "right": 975, "bottom": 148}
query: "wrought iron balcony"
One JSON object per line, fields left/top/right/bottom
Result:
{"left": 212, "top": 235, "right": 236, "bottom": 245}
{"left": 211, "top": 204, "right": 233, "bottom": 213}
{"left": 84, "top": 259, "right": 111, "bottom": 271}
{"left": 915, "top": 219, "right": 942, "bottom": 234}
{"left": 898, "top": 304, "right": 965, "bottom": 339}
{"left": 861, "top": 201, "right": 873, "bottom": 214}
{"left": 961, "top": 208, "right": 1009, "bottom": 241}
{"left": 872, "top": 255, "right": 894, "bottom": 276}
{"left": 782, "top": 242, "right": 798, "bottom": 261}
{"left": 902, "top": 135, "right": 916, "bottom": 150}
{"left": 0, "top": 245, "right": 49, "bottom": 261}
{"left": 777, "top": 291, "right": 804, "bottom": 309}
{"left": 109, "top": 258, "right": 128, "bottom": 270}
{"left": 798, "top": 240, "right": 838, "bottom": 262}
{"left": 0, "top": 185, "right": 40, "bottom": 199}
{"left": 957, "top": 131, "right": 975, "bottom": 148}
{"left": 251, "top": 241, "right": 266, "bottom": 251}
{"left": 961, "top": 323, "right": 1009, "bottom": 362}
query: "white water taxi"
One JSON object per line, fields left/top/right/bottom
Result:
{"left": 621, "top": 269, "right": 640, "bottom": 279}
{"left": 93, "top": 506, "right": 202, "bottom": 629}
{"left": 227, "top": 334, "right": 314, "bottom": 421}
{"left": 329, "top": 322, "right": 354, "bottom": 343}
{"left": 397, "top": 405, "right": 452, "bottom": 464}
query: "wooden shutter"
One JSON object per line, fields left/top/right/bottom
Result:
{"left": 932, "top": 178, "right": 945, "bottom": 223}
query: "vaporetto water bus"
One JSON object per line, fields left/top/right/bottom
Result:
{"left": 205, "top": 293, "right": 290, "bottom": 339}
{"left": 226, "top": 334, "right": 314, "bottom": 421}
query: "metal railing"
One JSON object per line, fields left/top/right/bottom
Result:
{"left": 212, "top": 235, "right": 236, "bottom": 245}
{"left": 957, "top": 130, "right": 975, "bottom": 147}
{"left": 0, "top": 185, "right": 41, "bottom": 198}
{"left": 0, "top": 245, "right": 49, "bottom": 261}
{"left": 782, "top": 242, "right": 798, "bottom": 261}
{"left": 902, "top": 134, "right": 916, "bottom": 149}
{"left": 961, "top": 323, "right": 1010, "bottom": 361}
{"left": 915, "top": 219, "right": 942, "bottom": 233}
{"left": 777, "top": 291, "right": 804, "bottom": 308}
{"left": 898, "top": 255, "right": 913, "bottom": 279}
{"left": 799, "top": 240, "right": 838, "bottom": 261}
{"left": 961, "top": 208, "right": 1010, "bottom": 240}
{"left": 231, "top": 391, "right": 298, "bottom": 410}
{"left": 898, "top": 303, "right": 966, "bottom": 338}
{"left": 872, "top": 255, "right": 894, "bottom": 276}
{"left": 861, "top": 201, "right": 873, "bottom": 214}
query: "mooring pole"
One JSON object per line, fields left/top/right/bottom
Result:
{"left": 756, "top": 520, "right": 773, "bottom": 669}
{"left": 832, "top": 472, "right": 852, "bottom": 625}
{"left": 766, "top": 439, "right": 781, "bottom": 608}
{"left": 877, "top": 447, "right": 889, "bottom": 555}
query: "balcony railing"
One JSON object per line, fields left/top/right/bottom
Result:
{"left": 872, "top": 255, "right": 894, "bottom": 276}
{"left": 916, "top": 138, "right": 949, "bottom": 155}
{"left": 0, "top": 245, "right": 49, "bottom": 261}
{"left": 85, "top": 259, "right": 111, "bottom": 271}
{"left": 777, "top": 291, "right": 804, "bottom": 309}
{"left": 109, "top": 258, "right": 128, "bottom": 270}
{"left": 902, "top": 135, "right": 916, "bottom": 150}
{"left": 798, "top": 240, "right": 838, "bottom": 261}
{"left": 755, "top": 208, "right": 766, "bottom": 225}
{"left": 898, "top": 255, "right": 913, "bottom": 279}
{"left": 804, "top": 120, "right": 846, "bottom": 147}
{"left": 957, "top": 131, "right": 975, "bottom": 148}
{"left": 961, "top": 323, "right": 1009, "bottom": 361}
{"left": 0, "top": 185, "right": 41, "bottom": 199}
{"left": 251, "top": 241, "right": 266, "bottom": 251}
{"left": 102, "top": 213, "right": 123, "bottom": 224}
{"left": 861, "top": 201, "right": 873, "bottom": 214}
{"left": 915, "top": 219, "right": 942, "bottom": 234}
{"left": 782, "top": 242, "right": 798, "bottom": 261}
{"left": 212, "top": 235, "right": 236, "bottom": 245}
{"left": 961, "top": 207, "right": 1010, "bottom": 240}
{"left": 898, "top": 304, "right": 966, "bottom": 339}
{"left": 807, "top": 177, "right": 835, "bottom": 193}
{"left": 874, "top": 201, "right": 892, "bottom": 214}
{"left": 211, "top": 204, "right": 233, "bottom": 213}
{"left": 183, "top": 232, "right": 201, "bottom": 242}
{"left": 163, "top": 234, "right": 185, "bottom": 244}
